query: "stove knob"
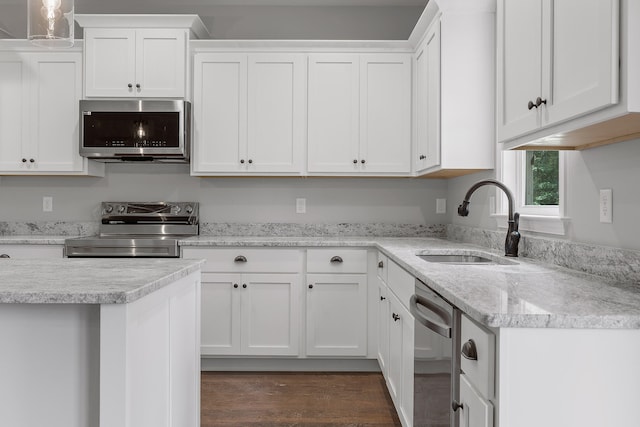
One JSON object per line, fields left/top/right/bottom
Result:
{"left": 118, "top": 205, "right": 126, "bottom": 214}
{"left": 105, "top": 205, "right": 114, "bottom": 214}
{"left": 185, "top": 205, "right": 194, "bottom": 214}
{"left": 172, "top": 205, "right": 182, "bottom": 214}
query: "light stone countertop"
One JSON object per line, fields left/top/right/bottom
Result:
{"left": 183, "top": 236, "right": 640, "bottom": 329}
{"left": 3, "top": 235, "right": 640, "bottom": 328}
{"left": 0, "top": 258, "right": 204, "bottom": 304}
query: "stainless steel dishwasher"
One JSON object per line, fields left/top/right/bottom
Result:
{"left": 410, "top": 278, "right": 461, "bottom": 427}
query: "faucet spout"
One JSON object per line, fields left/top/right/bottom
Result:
{"left": 457, "top": 179, "right": 521, "bottom": 257}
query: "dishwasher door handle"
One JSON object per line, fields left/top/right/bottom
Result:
{"left": 410, "top": 294, "right": 452, "bottom": 338}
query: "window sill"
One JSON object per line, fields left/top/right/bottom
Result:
{"left": 492, "top": 214, "right": 570, "bottom": 236}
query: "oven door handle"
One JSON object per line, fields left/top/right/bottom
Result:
{"left": 410, "top": 294, "right": 452, "bottom": 338}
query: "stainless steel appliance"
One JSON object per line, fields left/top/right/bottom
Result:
{"left": 79, "top": 99, "right": 190, "bottom": 163}
{"left": 65, "top": 202, "right": 199, "bottom": 258}
{"left": 410, "top": 279, "right": 461, "bottom": 427}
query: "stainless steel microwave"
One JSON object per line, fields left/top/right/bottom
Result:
{"left": 79, "top": 99, "right": 190, "bottom": 163}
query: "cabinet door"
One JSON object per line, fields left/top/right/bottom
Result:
{"left": 306, "top": 274, "right": 368, "bottom": 357}
{"left": 247, "top": 54, "right": 305, "bottom": 174}
{"left": 415, "top": 20, "right": 441, "bottom": 173}
{"left": 307, "top": 54, "right": 360, "bottom": 173}
{"left": 543, "top": 0, "right": 618, "bottom": 125}
{"left": 0, "top": 54, "right": 27, "bottom": 172}
{"left": 377, "top": 281, "right": 389, "bottom": 374}
{"left": 200, "top": 273, "right": 242, "bottom": 355}
{"left": 192, "top": 53, "right": 247, "bottom": 173}
{"left": 496, "top": 0, "right": 543, "bottom": 142}
{"left": 359, "top": 54, "right": 411, "bottom": 174}
{"left": 459, "top": 374, "right": 494, "bottom": 427}
{"left": 28, "top": 53, "right": 84, "bottom": 172}
{"left": 241, "top": 273, "right": 300, "bottom": 356}
{"left": 84, "top": 28, "right": 136, "bottom": 97}
{"left": 135, "top": 29, "right": 186, "bottom": 98}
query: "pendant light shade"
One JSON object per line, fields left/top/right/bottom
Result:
{"left": 28, "top": 0, "right": 74, "bottom": 48}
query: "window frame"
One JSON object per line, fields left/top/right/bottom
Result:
{"left": 495, "top": 149, "right": 569, "bottom": 235}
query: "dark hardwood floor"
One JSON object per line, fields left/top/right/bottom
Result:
{"left": 201, "top": 372, "right": 402, "bottom": 426}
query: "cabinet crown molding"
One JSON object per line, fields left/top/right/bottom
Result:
{"left": 74, "top": 14, "right": 210, "bottom": 39}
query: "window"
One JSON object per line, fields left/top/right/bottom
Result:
{"left": 499, "top": 150, "right": 567, "bottom": 235}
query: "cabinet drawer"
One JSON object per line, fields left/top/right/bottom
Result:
{"left": 460, "top": 314, "right": 495, "bottom": 399}
{"left": 182, "top": 248, "right": 302, "bottom": 273}
{"left": 0, "top": 245, "right": 63, "bottom": 258}
{"left": 387, "top": 260, "right": 414, "bottom": 309}
{"left": 306, "top": 249, "right": 367, "bottom": 274}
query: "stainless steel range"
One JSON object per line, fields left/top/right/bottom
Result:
{"left": 65, "top": 202, "right": 199, "bottom": 258}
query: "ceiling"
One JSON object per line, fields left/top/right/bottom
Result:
{"left": 0, "top": 0, "right": 428, "bottom": 40}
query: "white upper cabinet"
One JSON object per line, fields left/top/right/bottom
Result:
{"left": 307, "top": 53, "right": 411, "bottom": 176}
{"left": 191, "top": 52, "right": 305, "bottom": 175}
{"left": 498, "top": 0, "right": 627, "bottom": 149}
{"left": 411, "top": 2, "right": 495, "bottom": 177}
{"left": 84, "top": 28, "right": 187, "bottom": 98}
{"left": 0, "top": 48, "right": 103, "bottom": 176}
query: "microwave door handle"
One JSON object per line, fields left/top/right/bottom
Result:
{"left": 410, "top": 294, "right": 452, "bottom": 338}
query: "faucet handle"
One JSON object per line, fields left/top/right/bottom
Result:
{"left": 513, "top": 212, "right": 520, "bottom": 232}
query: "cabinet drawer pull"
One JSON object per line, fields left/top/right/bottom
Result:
{"left": 378, "top": 260, "right": 384, "bottom": 268}
{"left": 392, "top": 313, "right": 400, "bottom": 321}
{"left": 234, "top": 255, "right": 247, "bottom": 263}
{"left": 461, "top": 339, "right": 478, "bottom": 361}
{"left": 330, "top": 256, "right": 343, "bottom": 263}
{"left": 0, "top": 254, "right": 10, "bottom": 258}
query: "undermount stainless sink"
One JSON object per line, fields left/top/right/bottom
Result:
{"left": 416, "top": 251, "right": 517, "bottom": 265}
{"left": 417, "top": 254, "right": 494, "bottom": 264}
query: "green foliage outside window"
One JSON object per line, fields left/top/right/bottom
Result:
{"left": 525, "top": 151, "right": 559, "bottom": 206}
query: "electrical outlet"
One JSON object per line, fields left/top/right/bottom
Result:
{"left": 436, "top": 198, "right": 446, "bottom": 214}
{"left": 43, "top": 196, "right": 53, "bottom": 212}
{"left": 296, "top": 198, "right": 306, "bottom": 214}
{"left": 599, "top": 189, "right": 612, "bottom": 223}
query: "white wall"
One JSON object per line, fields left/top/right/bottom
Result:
{"left": 449, "top": 138, "right": 640, "bottom": 251}
{"left": 0, "top": 164, "right": 449, "bottom": 224}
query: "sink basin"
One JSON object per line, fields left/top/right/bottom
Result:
{"left": 417, "top": 254, "right": 494, "bottom": 264}
{"left": 415, "top": 251, "right": 517, "bottom": 265}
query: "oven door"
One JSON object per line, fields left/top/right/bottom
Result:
{"left": 410, "top": 280, "right": 461, "bottom": 427}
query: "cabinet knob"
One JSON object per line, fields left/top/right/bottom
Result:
{"left": 0, "top": 254, "right": 10, "bottom": 258}
{"left": 234, "top": 255, "right": 247, "bottom": 263}
{"left": 240, "top": 159, "right": 245, "bottom": 164}
{"left": 392, "top": 313, "right": 400, "bottom": 321}
{"left": 378, "top": 260, "right": 384, "bottom": 268}
{"left": 527, "top": 100, "right": 536, "bottom": 110}
{"left": 22, "top": 158, "right": 27, "bottom": 163}
{"left": 136, "top": 83, "right": 141, "bottom": 89}
{"left": 361, "top": 159, "right": 366, "bottom": 164}
{"left": 233, "top": 283, "right": 239, "bottom": 289}
{"left": 461, "top": 339, "right": 478, "bottom": 361}
{"left": 308, "top": 284, "right": 313, "bottom": 289}
{"left": 330, "top": 256, "right": 343, "bottom": 263}
{"left": 242, "top": 283, "right": 247, "bottom": 289}
{"left": 419, "top": 155, "right": 426, "bottom": 160}
{"left": 380, "top": 296, "right": 386, "bottom": 301}
{"left": 248, "top": 159, "right": 253, "bottom": 164}
{"left": 353, "top": 159, "right": 358, "bottom": 164}
{"left": 29, "top": 158, "right": 35, "bottom": 163}
{"left": 128, "top": 83, "right": 133, "bottom": 89}
{"left": 535, "top": 96, "right": 547, "bottom": 107}
{"left": 452, "top": 400, "right": 464, "bottom": 412}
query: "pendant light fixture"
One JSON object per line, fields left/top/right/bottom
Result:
{"left": 27, "top": 0, "right": 74, "bottom": 48}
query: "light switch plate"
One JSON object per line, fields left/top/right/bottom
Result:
{"left": 296, "top": 198, "right": 306, "bottom": 214}
{"left": 436, "top": 198, "right": 446, "bottom": 214}
{"left": 599, "top": 189, "right": 612, "bottom": 223}
{"left": 43, "top": 196, "right": 53, "bottom": 212}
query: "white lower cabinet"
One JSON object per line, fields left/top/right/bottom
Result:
{"left": 183, "top": 248, "right": 303, "bottom": 357}
{"left": 459, "top": 375, "right": 494, "bottom": 427}
{"left": 387, "top": 289, "right": 414, "bottom": 427}
{"left": 377, "top": 279, "right": 389, "bottom": 374}
{"left": 0, "top": 244, "right": 63, "bottom": 258}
